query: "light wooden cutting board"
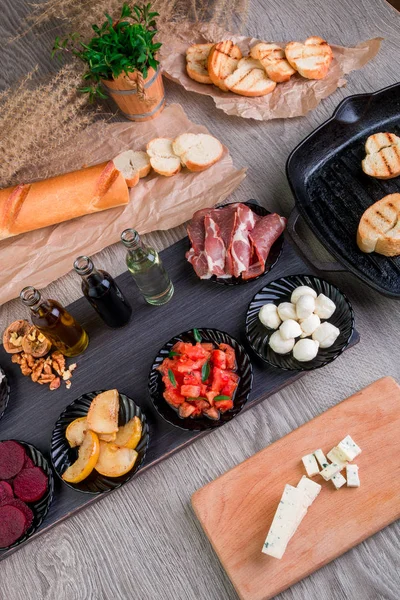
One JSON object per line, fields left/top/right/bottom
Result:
{"left": 192, "top": 377, "right": 400, "bottom": 600}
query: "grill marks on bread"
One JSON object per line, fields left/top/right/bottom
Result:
{"left": 186, "top": 43, "right": 214, "bottom": 84}
{"left": 207, "top": 41, "right": 242, "bottom": 91}
{"left": 224, "top": 57, "right": 276, "bottom": 97}
{"left": 285, "top": 36, "right": 333, "bottom": 80}
{"left": 250, "top": 43, "right": 296, "bottom": 83}
{"left": 357, "top": 193, "right": 400, "bottom": 256}
{"left": 362, "top": 132, "right": 400, "bottom": 179}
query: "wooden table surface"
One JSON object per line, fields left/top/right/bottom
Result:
{"left": 0, "top": 1, "right": 399, "bottom": 599}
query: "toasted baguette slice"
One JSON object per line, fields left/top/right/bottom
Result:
{"left": 285, "top": 36, "right": 333, "bottom": 80}
{"left": 172, "top": 133, "right": 223, "bottom": 172}
{"left": 357, "top": 193, "right": 400, "bottom": 256}
{"left": 146, "top": 138, "right": 181, "bottom": 177}
{"left": 224, "top": 57, "right": 276, "bottom": 97}
{"left": 113, "top": 150, "right": 151, "bottom": 187}
{"left": 250, "top": 43, "right": 296, "bottom": 83}
{"left": 207, "top": 40, "right": 242, "bottom": 91}
{"left": 186, "top": 43, "right": 213, "bottom": 84}
{"left": 362, "top": 132, "right": 400, "bottom": 179}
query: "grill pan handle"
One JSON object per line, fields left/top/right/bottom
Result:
{"left": 286, "top": 207, "right": 346, "bottom": 272}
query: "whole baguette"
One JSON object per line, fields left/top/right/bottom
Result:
{"left": 0, "top": 161, "right": 129, "bottom": 241}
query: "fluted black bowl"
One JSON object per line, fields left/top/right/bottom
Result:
{"left": 245, "top": 274, "right": 354, "bottom": 371}
{"left": 0, "top": 367, "right": 10, "bottom": 421}
{"left": 0, "top": 440, "right": 54, "bottom": 550}
{"left": 51, "top": 391, "right": 149, "bottom": 494}
{"left": 148, "top": 328, "right": 253, "bottom": 431}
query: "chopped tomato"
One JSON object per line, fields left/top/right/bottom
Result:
{"left": 201, "top": 343, "right": 214, "bottom": 352}
{"left": 203, "top": 407, "right": 219, "bottom": 420}
{"left": 206, "top": 390, "right": 218, "bottom": 406}
{"left": 211, "top": 349, "right": 226, "bottom": 370}
{"left": 219, "top": 343, "right": 236, "bottom": 369}
{"left": 211, "top": 367, "right": 230, "bottom": 393}
{"left": 214, "top": 399, "right": 234, "bottom": 413}
{"left": 164, "top": 388, "right": 186, "bottom": 407}
{"left": 179, "top": 402, "right": 197, "bottom": 418}
{"left": 181, "top": 384, "right": 202, "bottom": 398}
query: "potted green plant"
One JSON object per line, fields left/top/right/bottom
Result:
{"left": 52, "top": 2, "right": 165, "bottom": 121}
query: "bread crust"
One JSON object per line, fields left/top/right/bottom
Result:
{"left": 285, "top": 36, "right": 332, "bottom": 79}
{"left": 186, "top": 43, "right": 213, "bottom": 84}
{"left": 207, "top": 41, "right": 242, "bottom": 91}
{"left": 147, "top": 138, "right": 181, "bottom": 177}
{"left": 362, "top": 132, "right": 400, "bottom": 179}
{"left": 357, "top": 193, "right": 400, "bottom": 256}
{"left": 250, "top": 43, "right": 295, "bottom": 83}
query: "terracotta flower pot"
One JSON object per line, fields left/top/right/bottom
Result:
{"left": 102, "top": 67, "right": 165, "bottom": 122}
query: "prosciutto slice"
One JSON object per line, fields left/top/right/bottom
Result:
{"left": 186, "top": 208, "right": 211, "bottom": 279}
{"left": 204, "top": 215, "right": 226, "bottom": 277}
{"left": 229, "top": 204, "right": 256, "bottom": 278}
{"left": 242, "top": 213, "right": 287, "bottom": 280}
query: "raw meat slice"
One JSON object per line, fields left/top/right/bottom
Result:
{"left": 0, "top": 481, "right": 14, "bottom": 505}
{"left": 242, "top": 213, "right": 286, "bottom": 279}
{"left": 186, "top": 248, "right": 210, "bottom": 279}
{"left": 0, "top": 505, "right": 26, "bottom": 547}
{"left": 0, "top": 441, "right": 26, "bottom": 479}
{"left": 229, "top": 204, "right": 256, "bottom": 277}
{"left": 204, "top": 215, "right": 226, "bottom": 276}
{"left": 13, "top": 467, "right": 48, "bottom": 503}
{"left": 4, "top": 499, "right": 33, "bottom": 532}
{"left": 186, "top": 208, "right": 212, "bottom": 279}
{"left": 208, "top": 204, "right": 238, "bottom": 275}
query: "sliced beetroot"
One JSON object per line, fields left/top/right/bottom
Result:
{"left": 0, "top": 441, "right": 26, "bottom": 479}
{"left": 4, "top": 499, "right": 33, "bottom": 532}
{"left": 0, "top": 481, "right": 14, "bottom": 505}
{"left": 13, "top": 467, "right": 48, "bottom": 503}
{"left": 0, "top": 505, "right": 26, "bottom": 547}
{"left": 23, "top": 455, "right": 35, "bottom": 470}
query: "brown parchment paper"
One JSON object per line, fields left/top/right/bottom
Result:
{"left": 0, "top": 104, "right": 246, "bottom": 306}
{"left": 159, "top": 22, "right": 382, "bottom": 120}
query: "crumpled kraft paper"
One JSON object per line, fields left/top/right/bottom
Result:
{"left": 0, "top": 103, "right": 246, "bottom": 306}
{"left": 159, "top": 22, "right": 382, "bottom": 120}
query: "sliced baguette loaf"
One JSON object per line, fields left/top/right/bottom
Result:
{"left": 113, "top": 150, "right": 151, "bottom": 187}
{"left": 186, "top": 43, "right": 213, "bottom": 84}
{"left": 224, "top": 57, "right": 276, "bottom": 97}
{"left": 172, "top": 133, "right": 223, "bottom": 172}
{"left": 207, "top": 40, "right": 242, "bottom": 91}
{"left": 357, "top": 193, "right": 400, "bottom": 256}
{"left": 146, "top": 138, "right": 181, "bottom": 177}
{"left": 285, "top": 36, "right": 333, "bottom": 80}
{"left": 250, "top": 43, "right": 296, "bottom": 83}
{"left": 362, "top": 132, "right": 400, "bottom": 179}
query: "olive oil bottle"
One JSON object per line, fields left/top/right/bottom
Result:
{"left": 121, "top": 229, "right": 174, "bottom": 305}
{"left": 20, "top": 286, "right": 89, "bottom": 357}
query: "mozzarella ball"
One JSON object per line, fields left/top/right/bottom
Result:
{"left": 293, "top": 339, "right": 319, "bottom": 362}
{"left": 259, "top": 303, "right": 281, "bottom": 329}
{"left": 314, "top": 294, "right": 336, "bottom": 319}
{"left": 291, "top": 286, "right": 317, "bottom": 304}
{"left": 312, "top": 322, "right": 340, "bottom": 348}
{"left": 277, "top": 302, "right": 297, "bottom": 321}
{"left": 279, "top": 319, "right": 302, "bottom": 340}
{"left": 268, "top": 330, "right": 295, "bottom": 354}
{"left": 300, "top": 314, "right": 321, "bottom": 337}
{"left": 296, "top": 294, "right": 315, "bottom": 320}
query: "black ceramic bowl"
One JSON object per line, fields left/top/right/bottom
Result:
{"left": 51, "top": 391, "right": 149, "bottom": 494}
{"left": 245, "top": 274, "right": 354, "bottom": 371}
{"left": 0, "top": 440, "right": 54, "bottom": 551}
{"left": 148, "top": 328, "right": 253, "bottom": 431}
{"left": 189, "top": 201, "right": 284, "bottom": 286}
{"left": 0, "top": 367, "right": 10, "bottom": 421}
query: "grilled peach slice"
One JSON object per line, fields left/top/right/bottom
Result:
{"left": 95, "top": 441, "right": 138, "bottom": 478}
{"left": 99, "top": 432, "right": 117, "bottom": 442}
{"left": 65, "top": 417, "right": 87, "bottom": 448}
{"left": 62, "top": 430, "right": 100, "bottom": 483}
{"left": 114, "top": 416, "right": 142, "bottom": 450}
{"left": 86, "top": 389, "right": 119, "bottom": 435}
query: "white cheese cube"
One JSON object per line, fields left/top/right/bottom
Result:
{"left": 346, "top": 464, "right": 360, "bottom": 487}
{"left": 331, "top": 472, "right": 346, "bottom": 489}
{"left": 338, "top": 435, "right": 362, "bottom": 461}
{"left": 327, "top": 447, "right": 348, "bottom": 466}
{"left": 262, "top": 484, "right": 308, "bottom": 559}
{"left": 297, "top": 475, "right": 321, "bottom": 507}
{"left": 320, "top": 462, "right": 342, "bottom": 481}
{"left": 313, "top": 448, "right": 329, "bottom": 469}
{"left": 301, "top": 453, "right": 320, "bottom": 477}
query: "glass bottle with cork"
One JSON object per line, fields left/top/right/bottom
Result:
{"left": 121, "top": 229, "right": 174, "bottom": 306}
{"left": 20, "top": 286, "right": 89, "bottom": 357}
{"left": 74, "top": 255, "right": 132, "bottom": 328}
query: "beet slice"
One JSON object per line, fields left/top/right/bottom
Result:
{"left": 23, "top": 455, "right": 35, "bottom": 470}
{"left": 0, "top": 481, "right": 14, "bottom": 505}
{"left": 0, "top": 505, "right": 26, "bottom": 547}
{"left": 13, "top": 467, "right": 48, "bottom": 503}
{"left": 0, "top": 442, "right": 26, "bottom": 479}
{"left": 4, "top": 499, "right": 33, "bottom": 532}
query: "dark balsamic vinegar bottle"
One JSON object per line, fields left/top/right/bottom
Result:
{"left": 74, "top": 256, "right": 132, "bottom": 328}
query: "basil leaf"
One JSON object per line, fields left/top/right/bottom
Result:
{"left": 168, "top": 369, "right": 177, "bottom": 387}
{"left": 168, "top": 351, "right": 180, "bottom": 358}
{"left": 214, "top": 395, "right": 231, "bottom": 401}
{"left": 201, "top": 360, "right": 210, "bottom": 382}
{"left": 193, "top": 328, "right": 202, "bottom": 343}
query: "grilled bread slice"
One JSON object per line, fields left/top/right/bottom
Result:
{"left": 146, "top": 138, "right": 181, "bottom": 177}
{"left": 186, "top": 43, "right": 213, "bottom": 84}
{"left": 285, "top": 36, "right": 333, "bottom": 80}
{"left": 250, "top": 43, "right": 296, "bottom": 83}
{"left": 224, "top": 57, "right": 276, "bottom": 97}
{"left": 362, "top": 132, "right": 400, "bottom": 179}
{"left": 207, "top": 40, "right": 242, "bottom": 91}
{"left": 172, "top": 133, "right": 223, "bottom": 172}
{"left": 113, "top": 150, "right": 151, "bottom": 187}
{"left": 357, "top": 193, "right": 400, "bottom": 256}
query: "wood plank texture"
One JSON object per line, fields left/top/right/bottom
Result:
{"left": 192, "top": 377, "right": 400, "bottom": 600}
{"left": 0, "top": 1, "right": 400, "bottom": 599}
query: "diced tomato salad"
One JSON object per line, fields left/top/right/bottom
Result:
{"left": 158, "top": 340, "right": 239, "bottom": 420}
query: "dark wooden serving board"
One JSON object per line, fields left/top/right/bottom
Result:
{"left": 0, "top": 238, "right": 359, "bottom": 559}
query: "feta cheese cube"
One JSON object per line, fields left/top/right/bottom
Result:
{"left": 331, "top": 472, "right": 346, "bottom": 489}
{"left": 327, "top": 447, "right": 348, "bottom": 466}
{"left": 338, "top": 435, "right": 362, "bottom": 461}
{"left": 320, "top": 462, "right": 342, "bottom": 481}
{"left": 346, "top": 464, "right": 360, "bottom": 487}
{"left": 313, "top": 448, "right": 329, "bottom": 469}
{"left": 301, "top": 453, "right": 319, "bottom": 477}
{"left": 297, "top": 475, "right": 321, "bottom": 507}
